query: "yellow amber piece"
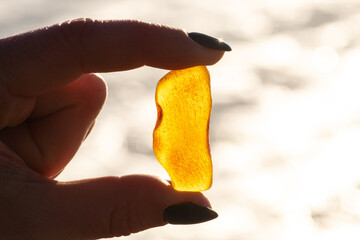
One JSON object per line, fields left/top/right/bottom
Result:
{"left": 153, "top": 66, "right": 212, "bottom": 192}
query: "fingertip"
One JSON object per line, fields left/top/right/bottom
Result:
{"left": 136, "top": 22, "right": 226, "bottom": 69}
{"left": 118, "top": 174, "right": 211, "bottom": 208}
{"left": 116, "top": 175, "right": 214, "bottom": 227}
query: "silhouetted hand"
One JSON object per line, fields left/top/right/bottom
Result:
{"left": 0, "top": 19, "right": 226, "bottom": 239}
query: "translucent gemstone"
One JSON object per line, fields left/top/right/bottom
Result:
{"left": 153, "top": 66, "right": 212, "bottom": 192}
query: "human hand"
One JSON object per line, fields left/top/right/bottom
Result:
{"left": 0, "top": 19, "right": 229, "bottom": 239}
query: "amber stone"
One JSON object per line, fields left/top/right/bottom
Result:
{"left": 153, "top": 66, "right": 212, "bottom": 192}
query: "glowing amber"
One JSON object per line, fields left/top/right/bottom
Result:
{"left": 153, "top": 66, "right": 212, "bottom": 192}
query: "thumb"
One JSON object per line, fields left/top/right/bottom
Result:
{"left": 38, "top": 175, "right": 217, "bottom": 239}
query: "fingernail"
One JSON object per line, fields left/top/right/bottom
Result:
{"left": 188, "top": 32, "right": 232, "bottom": 51}
{"left": 163, "top": 202, "right": 218, "bottom": 224}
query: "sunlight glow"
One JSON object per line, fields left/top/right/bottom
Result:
{"left": 258, "top": 35, "right": 301, "bottom": 68}
{"left": 312, "top": 46, "right": 339, "bottom": 73}
{"left": 95, "top": 117, "right": 126, "bottom": 161}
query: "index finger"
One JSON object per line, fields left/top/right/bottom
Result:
{"left": 0, "top": 19, "right": 227, "bottom": 96}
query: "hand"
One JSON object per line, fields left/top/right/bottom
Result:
{"left": 0, "top": 19, "right": 227, "bottom": 239}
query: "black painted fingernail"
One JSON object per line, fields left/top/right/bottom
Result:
{"left": 163, "top": 202, "right": 218, "bottom": 224}
{"left": 188, "top": 32, "right": 232, "bottom": 51}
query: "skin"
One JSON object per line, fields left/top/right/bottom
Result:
{"left": 0, "top": 18, "right": 224, "bottom": 239}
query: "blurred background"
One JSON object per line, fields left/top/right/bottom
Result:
{"left": 2, "top": 0, "right": 360, "bottom": 239}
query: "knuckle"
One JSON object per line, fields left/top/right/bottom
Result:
{"left": 56, "top": 18, "right": 98, "bottom": 73}
{"left": 58, "top": 18, "right": 96, "bottom": 42}
{"left": 109, "top": 201, "right": 133, "bottom": 237}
